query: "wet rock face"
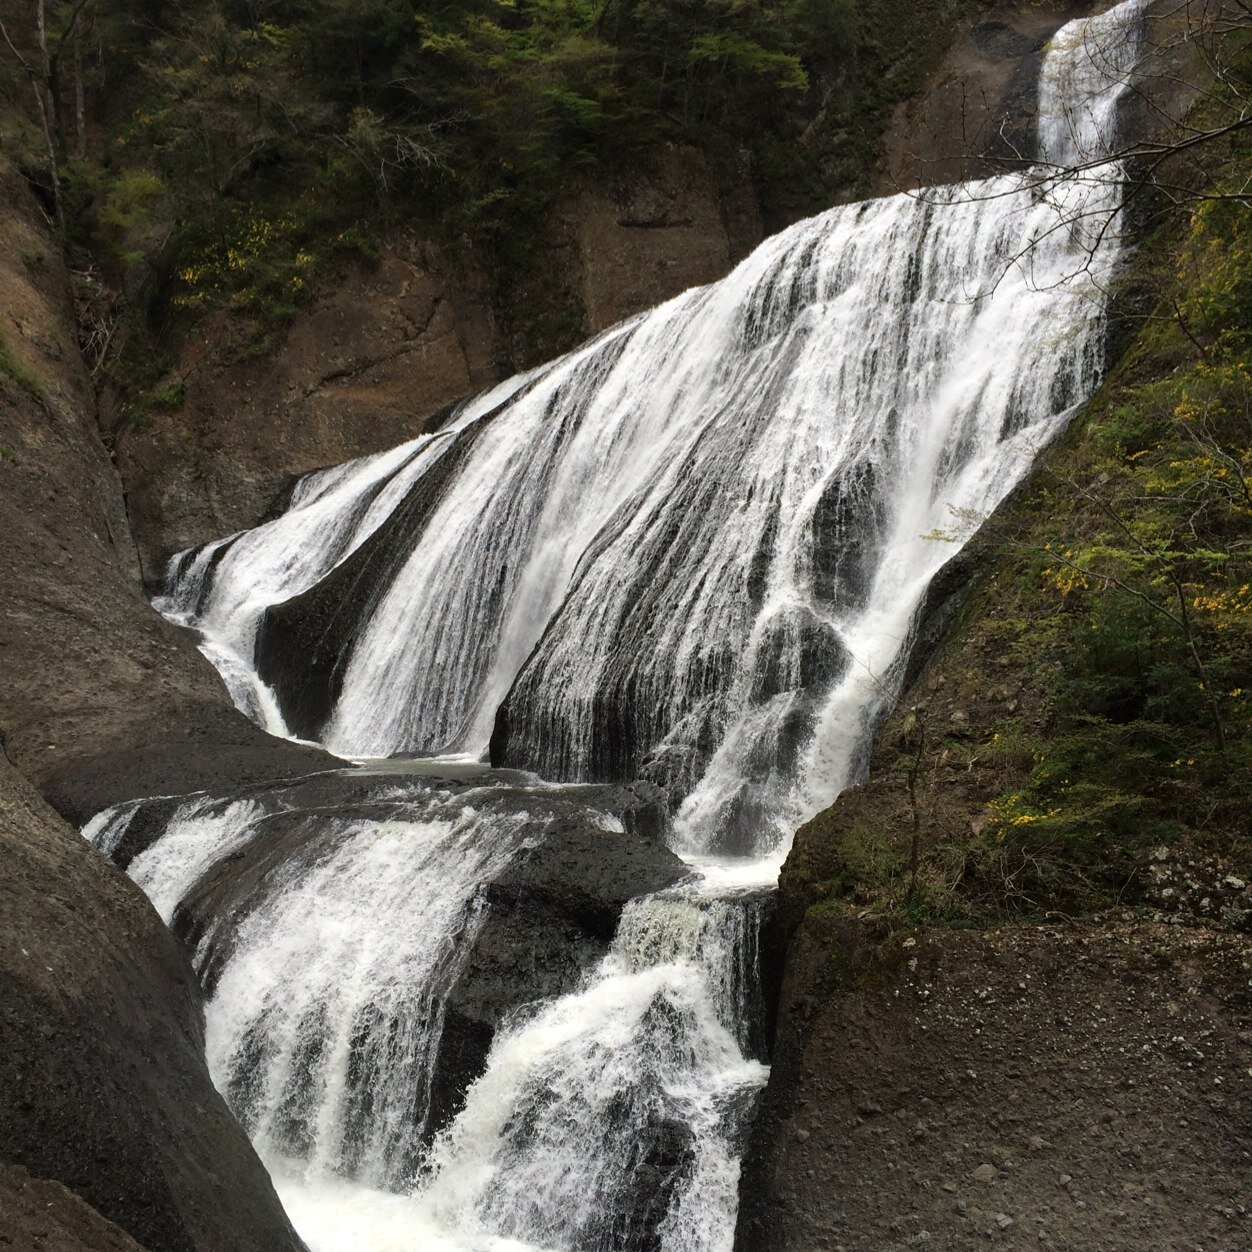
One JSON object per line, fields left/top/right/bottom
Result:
{"left": 876, "top": 1, "right": 1093, "bottom": 192}
{"left": 435, "top": 804, "right": 691, "bottom": 1149}
{"left": 877, "top": 0, "right": 1199, "bottom": 197}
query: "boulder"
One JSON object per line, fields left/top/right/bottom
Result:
{"left": 0, "top": 757, "right": 305, "bottom": 1252}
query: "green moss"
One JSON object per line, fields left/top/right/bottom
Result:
{"left": 148, "top": 380, "right": 186, "bottom": 412}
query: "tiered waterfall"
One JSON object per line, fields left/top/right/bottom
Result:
{"left": 87, "top": 5, "right": 1149, "bottom": 1248}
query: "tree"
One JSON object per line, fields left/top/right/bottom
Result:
{"left": 0, "top": 0, "right": 97, "bottom": 230}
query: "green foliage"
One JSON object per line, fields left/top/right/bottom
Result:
{"left": 101, "top": 332, "right": 177, "bottom": 430}
{"left": 973, "top": 164, "right": 1252, "bottom": 903}
{"left": 687, "top": 32, "right": 809, "bottom": 92}
{"left": 148, "top": 379, "right": 186, "bottom": 411}
{"left": 172, "top": 213, "right": 315, "bottom": 313}
{"left": 60, "top": 0, "right": 939, "bottom": 358}
{"left": 95, "top": 168, "right": 167, "bottom": 264}
{"left": 3, "top": 0, "right": 968, "bottom": 380}
{"left": 334, "top": 225, "right": 379, "bottom": 262}
{"left": 788, "top": 115, "right": 1252, "bottom": 932}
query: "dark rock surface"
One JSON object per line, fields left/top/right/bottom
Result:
{"left": 736, "top": 918, "right": 1252, "bottom": 1251}
{"left": 0, "top": 157, "right": 331, "bottom": 822}
{"left": 0, "top": 758, "right": 305, "bottom": 1252}
{"left": 0, "top": 142, "right": 315, "bottom": 1250}
{"left": 0, "top": 149, "right": 332, "bottom": 824}
{"left": 44, "top": 740, "right": 332, "bottom": 830}
{"left": 433, "top": 814, "right": 690, "bottom": 1140}
{"left": 877, "top": 0, "right": 1195, "bottom": 193}
{"left": 0, "top": 1162, "right": 148, "bottom": 1252}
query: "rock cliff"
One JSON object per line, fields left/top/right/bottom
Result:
{"left": 737, "top": 918, "right": 1252, "bottom": 1251}
{"left": 0, "top": 140, "right": 324, "bottom": 1248}
{"left": 113, "top": 144, "right": 765, "bottom": 574}
{"left": 0, "top": 758, "right": 308, "bottom": 1252}
{"left": 108, "top": 2, "right": 1108, "bottom": 574}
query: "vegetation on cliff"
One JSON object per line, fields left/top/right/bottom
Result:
{"left": 786, "top": 19, "right": 1252, "bottom": 929}
{"left": 0, "top": 0, "right": 972, "bottom": 405}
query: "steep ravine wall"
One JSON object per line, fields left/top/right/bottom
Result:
{"left": 737, "top": 408, "right": 1251, "bottom": 1249}
{"left": 737, "top": 917, "right": 1251, "bottom": 1250}
{"left": 0, "top": 0, "right": 1224, "bottom": 1247}
{"left": 0, "top": 140, "right": 332, "bottom": 1248}
{"left": 0, "top": 175, "right": 327, "bottom": 806}
{"left": 113, "top": 0, "right": 1106, "bottom": 576}
{"left": 738, "top": 507, "right": 1252, "bottom": 1247}
{"left": 738, "top": 384, "right": 1252, "bottom": 1251}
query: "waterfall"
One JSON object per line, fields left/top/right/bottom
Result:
{"left": 158, "top": 0, "right": 1144, "bottom": 862}
{"left": 84, "top": 774, "right": 694, "bottom": 1193}
{"left": 413, "top": 885, "right": 769, "bottom": 1252}
{"left": 90, "top": 5, "right": 1149, "bottom": 1250}
{"left": 196, "top": 804, "right": 528, "bottom": 1189}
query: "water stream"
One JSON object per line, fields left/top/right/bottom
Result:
{"left": 88, "top": 5, "right": 1149, "bottom": 1247}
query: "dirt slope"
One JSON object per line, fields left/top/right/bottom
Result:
{"left": 739, "top": 918, "right": 1252, "bottom": 1251}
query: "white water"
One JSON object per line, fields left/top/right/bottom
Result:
{"left": 85, "top": 784, "right": 560, "bottom": 1186}
{"left": 152, "top": 378, "right": 529, "bottom": 735}
{"left": 269, "top": 872, "right": 771, "bottom": 1252}
{"left": 84, "top": 781, "right": 769, "bottom": 1251}
{"left": 203, "top": 802, "right": 540, "bottom": 1189}
{"left": 159, "top": 4, "right": 1145, "bottom": 866}
{"left": 98, "top": 6, "right": 1150, "bottom": 1250}
{"left": 411, "top": 881, "right": 764, "bottom": 1244}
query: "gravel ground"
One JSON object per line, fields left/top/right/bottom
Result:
{"left": 738, "top": 919, "right": 1252, "bottom": 1252}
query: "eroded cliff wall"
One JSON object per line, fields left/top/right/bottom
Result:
{"left": 0, "top": 137, "right": 327, "bottom": 1248}
{"left": 737, "top": 9, "right": 1252, "bottom": 1236}
{"left": 107, "top": 0, "right": 1107, "bottom": 573}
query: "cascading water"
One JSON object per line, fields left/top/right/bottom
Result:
{"left": 155, "top": 2, "right": 1145, "bottom": 862}
{"left": 413, "top": 885, "right": 770, "bottom": 1252}
{"left": 89, "top": 5, "right": 1149, "bottom": 1249}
